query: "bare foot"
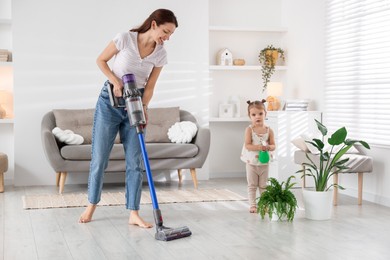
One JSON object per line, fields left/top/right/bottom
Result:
{"left": 128, "top": 210, "right": 153, "bottom": 228}
{"left": 249, "top": 206, "right": 257, "bottom": 213}
{"left": 79, "top": 204, "right": 97, "bottom": 223}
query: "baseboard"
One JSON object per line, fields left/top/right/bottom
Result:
{"left": 339, "top": 188, "right": 390, "bottom": 208}
{"left": 210, "top": 171, "right": 244, "bottom": 179}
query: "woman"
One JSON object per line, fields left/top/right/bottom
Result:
{"left": 79, "top": 9, "right": 178, "bottom": 228}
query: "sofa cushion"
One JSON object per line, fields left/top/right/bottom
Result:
{"left": 53, "top": 109, "right": 122, "bottom": 144}
{"left": 53, "top": 109, "right": 94, "bottom": 145}
{"left": 60, "top": 143, "right": 199, "bottom": 160}
{"left": 145, "top": 107, "right": 180, "bottom": 143}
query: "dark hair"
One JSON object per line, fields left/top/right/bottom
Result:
{"left": 131, "top": 9, "right": 178, "bottom": 33}
{"left": 246, "top": 99, "right": 267, "bottom": 116}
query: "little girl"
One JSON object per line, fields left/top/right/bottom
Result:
{"left": 240, "top": 100, "right": 276, "bottom": 213}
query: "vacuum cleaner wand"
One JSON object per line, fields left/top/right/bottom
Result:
{"left": 121, "top": 74, "right": 192, "bottom": 241}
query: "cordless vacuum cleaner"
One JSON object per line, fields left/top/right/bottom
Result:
{"left": 108, "top": 74, "right": 192, "bottom": 241}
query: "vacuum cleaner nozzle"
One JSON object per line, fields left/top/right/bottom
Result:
{"left": 155, "top": 226, "right": 192, "bottom": 241}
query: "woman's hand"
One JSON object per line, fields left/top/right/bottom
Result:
{"left": 112, "top": 78, "right": 123, "bottom": 97}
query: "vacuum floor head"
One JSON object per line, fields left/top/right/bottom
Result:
{"left": 155, "top": 226, "right": 192, "bottom": 241}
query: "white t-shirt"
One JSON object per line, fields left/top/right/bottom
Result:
{"left": 111, "top": 31, "right": 167, "bottom": 89}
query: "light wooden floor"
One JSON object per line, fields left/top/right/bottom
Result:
{"left": 1, "top": 177, "right": 390, "bottom": 260}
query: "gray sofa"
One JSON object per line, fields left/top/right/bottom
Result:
{"left": 41, "top": 107, "right": 210, "bottom": 193}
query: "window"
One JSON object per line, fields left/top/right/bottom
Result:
{"left": 324, "top": 0, "right": 390, "bottom": 147}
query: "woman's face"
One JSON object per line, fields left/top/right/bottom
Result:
{"left": 152, "top": 21, "right": 176, "bottom": 45}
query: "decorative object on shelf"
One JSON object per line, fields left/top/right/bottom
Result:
{"left": 297, "top": 119, "right": 370, "bottom": 220}
{"left": 218, "top": 103, "right": 234, "bottom": 118}
{"left": 257, "top": 176, "right": 297, "bottom": 221}
{"left": 216, "top": 48, "right": 233, "bottom": 66}
{"left": 258, "top": 45, "right": 285, "bottom": 92}
{"left": 284, "top": 99, "right": 310, "bottom": 111}
{"left": 0, "top": 90, "right": 7, "bottom": 119}
{"left": 0, "top": 49, "right": 9, "bottom": 62}
{"left": 233, "top": 59, "right": 245, "bottom": 66}
{"left": 229, "top": 95, "right": 241, "bottom": 117}
{"left": 266, "top": 82, "right": 283, "bottom": 111}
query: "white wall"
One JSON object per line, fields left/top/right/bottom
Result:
{"left": 10, "top": 0, "right": 390, "bottom": 207}
{"left": 281, "top": 0, "right": 390, "bottom": 207}
{"left": 12, "top": 0, "right": 209, "bottom": 186}
{"left": 281, "top": 0, "right": 325, "bottom": 111}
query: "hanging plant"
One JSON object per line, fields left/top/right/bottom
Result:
{"left": 258, "top": 45, "right": 285, "bottom": 92}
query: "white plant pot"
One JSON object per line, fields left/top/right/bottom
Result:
{"left": 271, "top": 212, "right": 287, "bottom": 221}
{"left": 270, "top": 203, "right": 288, "bottom": 221}
{"left": 302, "top": 189, "right": 333, "bottom": 220}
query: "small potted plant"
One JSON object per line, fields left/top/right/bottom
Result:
{"left": 257, "top": 176, "right": 297, "bottom": 221}
{"left": 258, "top": 45, "right": 285, "bottom": 92}
{"left": 297, "top": 119, "right": 370, "bottom": 220}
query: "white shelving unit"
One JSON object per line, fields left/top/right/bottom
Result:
{"left": 209, "top": 65, "right": 287, "bottom": 71}
{"left": 208, "top": 3, "right": 289, "bottom": 179}
{"left": 0, "top": 118, "right": 13, "bottom": 124}
{"left": 0, "top": 18, "right": 11, "bottom": 24}
{"left": 208, "top": 24, "right": 287, "bottom": 117}
{"left": 209, "top": 26, "right": 288, "bottom": 33}
{"left": 0, "top": 0, "right": 14, "bottom": 183}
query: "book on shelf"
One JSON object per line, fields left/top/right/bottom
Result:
{"left": 284, "top": 99, "right": 310, "bottom": 111}
{"left": 0, "top": 49, "right": 11, "bottom": 62}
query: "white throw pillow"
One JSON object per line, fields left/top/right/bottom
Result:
{"left": 167, "top": 121, "right": 198, "bottom": 143}
{"left": 291, "top": 137, "right": 309, "bottom": 152}
{"left": 52, "top": 127, "right": 84, "bottom": 145}
{"left": 301, "top": 133, "right": 321, "bottom": 154}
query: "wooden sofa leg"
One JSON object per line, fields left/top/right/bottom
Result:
{"left": 58, "top": 172, "right": 67, "bottom": 194}
{"left": 333, "top": 173, "right": 338, "bottom": 206}
{"left": 56, "top": 172, "right": 61, "bottom": 187}
{"left": 0, "top": 171, "right": 4, "bottom": 193}
{"left": 177, "top": 169, "right": 183, "bottom": 184}
{"left": 190, "top": 168, "right": 198, "bottom": 189}
{"left": 358, "top": 172, "right": 363, "bottom": 205}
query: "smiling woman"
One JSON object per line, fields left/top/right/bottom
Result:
{"left": 79, "top": 8, "right": 179, "bottom": 228}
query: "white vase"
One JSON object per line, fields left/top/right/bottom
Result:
{"left": 302, "top": 189, "right": 333, "bottom": 220}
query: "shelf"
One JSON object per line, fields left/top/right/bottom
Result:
{"left": 209, "top": 65, "right": 287, "bottom": 71}
{"left": 209, "top": 26, "right": 287, "bottom": 32}
{"left": 0, "top": 19, "right": 12, "bottom": 25}
{"left": 0, "top": 61, "right": 12, "bottom": 66}
{"left": 0, "top": 118, "right": 14, "bottom": 124}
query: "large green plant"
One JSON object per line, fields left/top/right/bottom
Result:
{"left": 258, "top": 45, "right": 285, "bottom": 92}
{"left": 297, "top": 119, "right": 370, "bottom": 192}
{"left": 257, "top": 176, "right": 297, "bottom": 221}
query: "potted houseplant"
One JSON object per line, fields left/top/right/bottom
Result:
{"left": 297, "top": 119, "right": 370, "bottom": 220}
{"left": 258, "top": 45, "right": 285, "bottom": 92}
{"left": 257, "top": 176, "right": 297, "bottom": 221}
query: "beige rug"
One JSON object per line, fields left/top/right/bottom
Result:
{"left": 22, "top": 189, "right": 247, "bottom": 210}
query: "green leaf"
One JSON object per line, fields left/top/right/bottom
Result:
{"left": 328, "top": 127, "right": 347, "bottom": 146}
{"left": 295, "top": 119, "right": 370, "bottom": 191}
{"left": 312, "top": 138, "right": 324, "bottom": 150}
{"left": 315, "top": 119, "right": 327, "bottom": 136}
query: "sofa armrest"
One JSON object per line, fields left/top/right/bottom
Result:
{"left": 192, "top": 127, "right": 211, "bottom": 166}
{"left": 41, "top": 112, "right": 66, "bottom": 171}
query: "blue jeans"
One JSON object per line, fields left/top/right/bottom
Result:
{"left": 88, "top": 81, "right": 144, "bottom": 210}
